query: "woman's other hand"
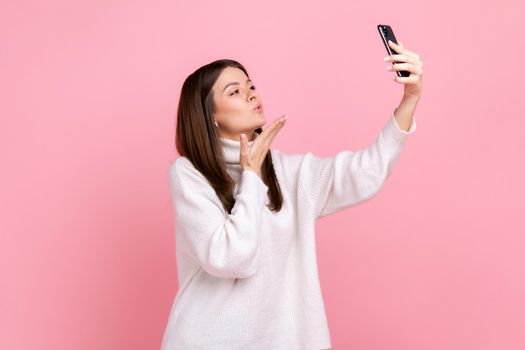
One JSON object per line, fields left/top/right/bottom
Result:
{"left": 385, "top": 40, "right": 423, "bottom": 99}
{"left": 239, "top": 115, "right": 287, "bottom": 177}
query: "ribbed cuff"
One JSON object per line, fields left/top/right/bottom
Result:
{"left": 393, "top": 113, "right": 416, "bottom": 133}
{"left": 384, "top": 113, "right": 417, "bottom": 144}
{"left": 241, "top": 169, "right": 269, "bottom": 200}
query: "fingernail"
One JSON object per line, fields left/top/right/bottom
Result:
{"left": 240, "top": 133, "right": 245, "bottom": 139}
{"left": 283, "top": 115, "right": 288, "bottom": 121}
{"left": 384, "top": 56, "right": 389, "bottom": 61}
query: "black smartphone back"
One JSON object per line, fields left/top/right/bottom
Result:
{"left": 377, "top": 24, "right": 410, "bottom": 77}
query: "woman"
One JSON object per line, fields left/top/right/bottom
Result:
{"left": 161, "top": 41, "right": 423, "bottom": 350}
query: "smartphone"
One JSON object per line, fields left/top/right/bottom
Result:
{"left": 377, "top": 24, "right": 410, "bottom": 77}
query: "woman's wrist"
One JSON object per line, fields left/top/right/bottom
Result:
{"left": 402, "top": 92, "right": 421, "bottom": 102}
{"left": 244, "top": 167, "right": 261, "bottom": 178}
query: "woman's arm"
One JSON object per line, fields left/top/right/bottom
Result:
{"left": 394, "top": 93, "right": 420, "bottom": 132}
{"left": 297, "top": 40, "right": 422, "bottom": 218}
{"left": 298, "top": 112, "right": 417, "bottom": 219}
{"left": 168, "top": 158, "right": 268, "bottom": 278}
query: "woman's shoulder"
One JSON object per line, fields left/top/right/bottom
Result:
{"left": 169, "top": 155, "right": 191, "bottom": 170}
{"left": 168, "top": 156, "right": 205, "bottom": 184}
{"left": 169, "top": 156, "right": 187, "bottom": 176}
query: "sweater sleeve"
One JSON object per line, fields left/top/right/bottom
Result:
{"left": 302, "top": 114, "right": 416, "bottom": 219}
{"left": 168, "top": 158, "right": 269, "bottom": 279}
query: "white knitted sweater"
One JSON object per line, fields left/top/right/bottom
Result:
{"left": 161, "top": 113, "right": 416, "bottom": 350}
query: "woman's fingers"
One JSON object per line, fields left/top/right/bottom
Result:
{"left": 260, "top": 116, "right": 287, "bottom": 147}
{"left": 253, "top": 117, "right": 285, "bottom": 157}
{"left": 238, "top": 115, "right": 287, "bottom": 172}
{"left": 385, "top": 41, "right": 423, "bottom": 78}
{"left": 388, "top": 40, "right": 405, "bottom": 53}
{"left": 252, "top": 115, "right": 287, "bottom": 163}
{"left": 387, "top": 40, "right": 421, "bottom": 62}
{"left": 261, "top": 117, "right": 286, "bottom": 148}
{"left": 387, "top": 62, "right": 422, "bottom": 75}
{"left": 387, "top": 54, "right": 414, "bottom": 64}
{"left": 258, "top": 115, "right": 287, "bottom": 142}
{"left": 388, "top": 40, "right": 415, "bottom": 57}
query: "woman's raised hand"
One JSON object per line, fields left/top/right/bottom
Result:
{"left": 239, "top": 115, "right": 288, "bottom": 177}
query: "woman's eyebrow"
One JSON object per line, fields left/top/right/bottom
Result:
{"left": 223, "top": 79, "right": 252, "bottom": 92}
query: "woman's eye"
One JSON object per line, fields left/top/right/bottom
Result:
{"left": 229, "top": 86, "right": 256, "bottom": 96}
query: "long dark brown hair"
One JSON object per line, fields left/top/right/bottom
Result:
{"left": 175, "top": 59, "right": 283, "bottom": 214}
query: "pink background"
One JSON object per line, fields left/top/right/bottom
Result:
{"left": 1, "top": 0, "right": 524, "bottom": 349}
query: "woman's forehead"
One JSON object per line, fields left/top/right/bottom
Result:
{"left": 218, "top": 67, "right": 248, "bottom": 84}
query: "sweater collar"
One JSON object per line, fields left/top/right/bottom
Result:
{"left": 219, "top": 131, "right": 261, "bottom": 164}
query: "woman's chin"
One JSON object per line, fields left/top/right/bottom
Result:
{"left": 251, "top": 110, "right": 264, "bottom": 120}
{"left": 254, "top": 114, "right": 266, "bottom": 127}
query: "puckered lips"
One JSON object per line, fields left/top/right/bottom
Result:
{"left": 252, "top": 103, "right": 263, "bottom": 113}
